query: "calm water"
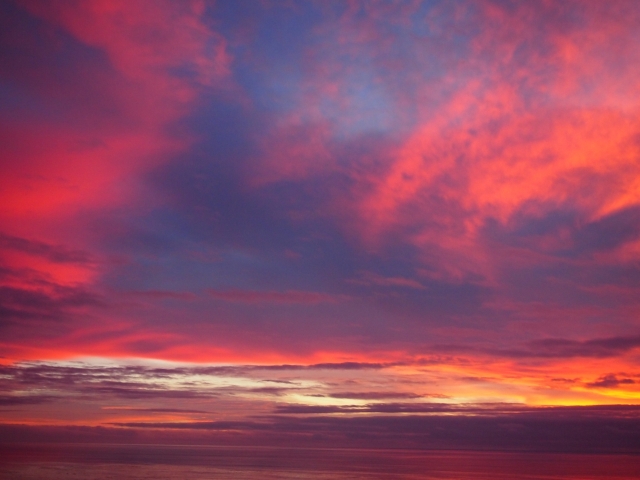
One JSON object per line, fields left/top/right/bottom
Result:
{"left": 1, "top": 444, "right": 639, "bottom": 479}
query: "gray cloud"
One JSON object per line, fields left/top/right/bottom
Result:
{"left": 0, "top": 233, "right": 92, "bottom": 264}
{"left": 586, "top": 374, "right": 636, "bottom": 389}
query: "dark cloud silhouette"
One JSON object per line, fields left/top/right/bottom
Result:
{"left": 574, "top": 206, "right": 640, "bottom": 255}
{"left": 208, "top": 288, "right": 347, "bottom": 304}
{"left": 437, "top": 334, "right": 640, "bottom": 359}
{"left": 0, "top": 394, "right": 56, "bottom": 406}
{"left": 79, "top": 405, "right": 640, "bottom": 453}
{"left": 103, "top": 408, "right": 210, "bottom": 414}
{"left": 586, "top": 374, "right": 636, "bottom": 389}
{"left": 325, "top": 391, "right": 428, "bottom": 400}
{"left": 127, "top": 290, "right": 197, "bottom": 301}
{"left": 526, "top": 336, "right": 640, "bottom": 358}
{"left": 0, "top": 285, "right": 104, "bottom": 324}
{"left": 0, "top": 233, "right": 92, "bottom": 264}
{"left": 273, "top": 402, "right": 530, "bottom": 415}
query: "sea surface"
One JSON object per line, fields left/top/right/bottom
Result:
{"left": 1, "top": 444, "right": 639, "bottom": 479}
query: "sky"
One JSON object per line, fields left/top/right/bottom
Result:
{"left": 1, "top": 0, "right": 640, "bottom": 452}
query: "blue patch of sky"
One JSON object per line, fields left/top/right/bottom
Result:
{"left": 318, "top": 69, "right": 396, "bottom": 139}
{"left": 0, "top": 81, "right": 44, "bottom": 119}
{"left": 208, "top": 0, "right": 325, "bottom": 114}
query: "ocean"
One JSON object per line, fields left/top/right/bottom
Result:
{"left": 1, "top": 444, "right": 639, "bottom": 479}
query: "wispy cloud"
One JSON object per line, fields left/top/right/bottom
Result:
{"left": 208, "top": 289, "right": 347, "bottom": 304}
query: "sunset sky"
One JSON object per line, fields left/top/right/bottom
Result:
{"left": 2, "top": 0, "right": 640, "bottom": 451}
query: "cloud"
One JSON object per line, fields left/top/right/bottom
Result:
{"left": 1, "top": 0, "right": 640, "bottom": 437}
{"left": 273, "top": 402, "right": 526, "bottom": 415}
{"left": 1, "top": 0, "right": 233, "bottom": 221}
{"left": 2, "top": 360, "right": 640, "bottom": 453}
{"left": 304, "top": 362, "right": 399, "bottom": 370}
{"left": 348, "top": 271, "right": 427, "bottom": 290}
{"left": 0, "top": 361, "right": 404, "bottom": 410}
{"left": 19, "top": 0, "right": 231, "bottom": 96}
{"left": 325, "top": 391, "right": 429, "bottom": 400}
{"left": 0, "top": 284, "right": 104, "bottom": 324}
{"left": 102, "top": 407, "right": 210, "bottom": 414}
{"left": 0, "top": 233, "right": 92, "bottom": 264}
{"left": 436, "top": 334, "right": 640, "bottom": 359}
{"left": 0, "top": 395, "right": 56, "bottom": 406}
{"left": 127, "top": 290, "right": 197, "bottom": 301}
{"left": 208, "top": 289, "right": 347, "bottom": 305}
{"left": 80, "top": 404, "right": 640, "bottom": 453}
{"left": 586, "top": 374, "right": 636, "bottom": 389}
{"left": 524, "top": 335, "right": 640, "bottom": 358}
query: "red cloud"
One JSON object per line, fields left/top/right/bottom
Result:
{"left": 248, "top": 1, "right": 640, "bottom": 284}
{"left": 0, "top": 1, "right": 235, "bottom": 362}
